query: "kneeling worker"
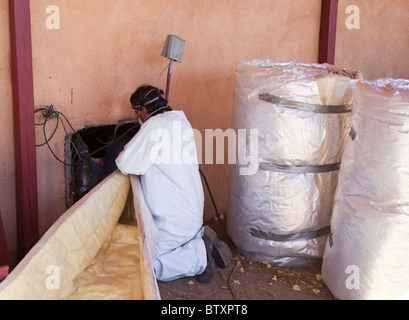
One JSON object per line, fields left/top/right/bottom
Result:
{"left": 116, "top": 85, "right": 232, "bottom": 283}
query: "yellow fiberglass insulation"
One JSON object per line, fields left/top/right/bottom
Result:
{"left": 0, "top": 172, "right": 160, "bottom": 300}
{"left": 67, "top": 223, "right": 144, "bottom": 300}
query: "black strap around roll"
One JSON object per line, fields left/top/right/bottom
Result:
{"left": 250, "top": 226, "right": 331, "bottom": 242}
{"left": 259, "top": 93, "right": 352, "bottom": 114}
{"left": 349, "top": 127, "right": 357, "bottom": 141}
{"left": 259, "top": 162, "right": 341, "bottom": 174}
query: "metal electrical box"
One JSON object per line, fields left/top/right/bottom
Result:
{"left": 161, "top": 35, "right": 185, "bottom": 63}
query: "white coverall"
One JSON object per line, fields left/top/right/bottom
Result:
{"left": 115, "top": 111, "right": 207, "bottom": 282}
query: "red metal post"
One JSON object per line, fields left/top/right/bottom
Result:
{"left": 0, "top": 211, "right": 9, "bottom": 268}
{"left": 319, "top": 0, "right": 339, "bottom": 64}
{"left": 9, "top": 0, "right": 39, "bottom": 260}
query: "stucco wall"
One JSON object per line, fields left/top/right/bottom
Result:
{"left": 335, "top": 0, "right": 409, "bottom": 80}
{"left": 30, "top": 0, "right": 323, "bottom": 238}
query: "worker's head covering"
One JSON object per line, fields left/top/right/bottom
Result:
{"left": 130, "top": 85, "right": 172, "bottom": 122}
{"left": 131, "top": 85, "right": 168, "bottom": 110}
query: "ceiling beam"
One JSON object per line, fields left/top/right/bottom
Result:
{"left": 9, "top": 0, "right": 39, "bottom": 260}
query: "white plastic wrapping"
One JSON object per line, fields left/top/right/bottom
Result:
{"left": 227, "top": 60, "right": 361, "bottom": 266}
{"left": 322, "top": 78, "right": 409, "bottom": 299}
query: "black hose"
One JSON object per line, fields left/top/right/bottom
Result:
{"left": 199, "top": 168, "right": 228, "bottom": 243}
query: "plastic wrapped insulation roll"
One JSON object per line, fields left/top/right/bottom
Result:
{"left": 227, "top": 60, "right": 361, "bottom": 267}
{"left": 322, "top": 78, "right": 409, "bottom": 300}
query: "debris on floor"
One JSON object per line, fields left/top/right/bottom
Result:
{"left": 158, "top": 218, "right": 335, "bottom": 300}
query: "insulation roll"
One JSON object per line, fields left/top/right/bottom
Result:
{"left": 227, "top": 60, "right": 361, "bottom": 267}
{"left": 321, "top": 78, "right": 409, "bottom": 299}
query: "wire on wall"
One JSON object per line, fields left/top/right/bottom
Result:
{"left": 34, "top": 105, "right": 139, "bottom": 165}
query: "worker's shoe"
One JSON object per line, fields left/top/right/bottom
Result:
{"left": 197, "top": 234, "right": 215, "bottom": 284}
{"left": 204, "top": 226, "right": 232, "bottom": 269}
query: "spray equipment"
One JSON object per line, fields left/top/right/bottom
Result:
{"left": 35, "top": 104, "right": 140, "bottom": 206}
{"left": 161, "top": 35, "right": 185, "bottom": 101}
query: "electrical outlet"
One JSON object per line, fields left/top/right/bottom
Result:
{"left": 161, "top": 35, "right": 185, "bottom": 63}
